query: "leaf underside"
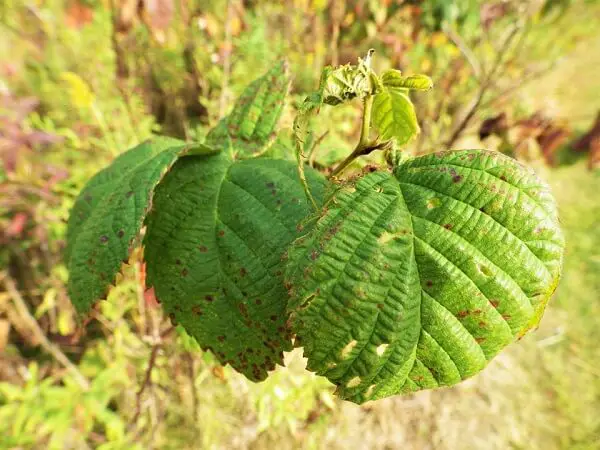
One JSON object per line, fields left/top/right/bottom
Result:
{"left": 144, "top": 154, "right": 327, "bottom": 381}
{"left": 286, "top": 149, "right": 564, "bottom": 404}
{"left": 372, "top": 87, "right": 419, "bottom": 146}
{"left": 66, "top": 137, "right": 188, "bottom": 312}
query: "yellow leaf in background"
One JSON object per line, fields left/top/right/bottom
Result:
{"left": 230, "top": 14, "right": 242, "bottom": 36}
{"left": 58, "top": 310, "right": 74, "bottom": 336}
{"left": 35, "top": 288, "right": 57, "bottom": 319}
{"left": 420, "top": 58, "right": 432, "bottom": 72}
{"left": 447, "top": 45, "right": 460, "bottom": 57}
{"left": 60, "top": 72, "right": 95, "bottom": 109}
{"left": 343, "top": 12, "right": 355, "bottom": 27}
{"left": 430, "top": 32, "right": 448, "bottom": 47}
{"left": 312, "top": 0, "right": 328, "bottom": 13}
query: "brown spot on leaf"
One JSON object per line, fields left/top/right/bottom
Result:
{"left": 457, "top": 310, "right": 469, "bottom": 318}
{"left": 198, "top": 245, "right": 208, "bottom": 252}
{"left": 181, "top": 268, "right": 188, "bottom": 277}
{"left": 217, "top": 335, "right": 226, "bottom": 342}
{"left": 453, "top": 175, "right": 463, "bottom": 183}
{"left": 205, "top": 295, "right": 214, "bottom": 302}
{"left": 192, "top": 306, "right": 203, "bottom": 316}
{"left": 444, "top": 224, "right": 453, "bottom": 230}
{"left": 126, "top": 190, "right": 134, "bottom": 198}
{"left": 218, "top": 230, "right": 225, "bottom": 237}
{"left": 255, "top": 298, "right": 262, "bottom": 305}
{"left": 426, "top": 280, "right": 433, "bottom": 287}
{"left": 117, "top": 229, "right": 124, "bottom": 238}
{"left": 99, "top": 235, "right": 109, "bottom": 243}
{"left": 240, "top": 268, "right": 247, "bottom": 277}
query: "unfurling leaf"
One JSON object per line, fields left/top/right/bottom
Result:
{"left": 285, "top": 150, "right": 564, "bottom": 404}
{"left": 66, "top": 137, "right": 215, "bottom": 312}
{"left": 372, "top": 87, "right": 420, "bottom": 146}
{"left": 144, "top": 153, "right": 327, "bottom": 381}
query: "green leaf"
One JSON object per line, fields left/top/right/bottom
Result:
{"left": 381, "top": 70, "right": 433, "bottom": 91}
{"left": 66, "top": 137, "right": 212, "bottom": 313}
{"left": 372, "top": 86, "right": 420, "bottom": 146}
{"left": 206, "top": 61, "right": 291, "bottom": 158}
{"left": 285, "top": 150, "right": 564, "bottom": 404}
{"left": 144, "top": 154, "right": 327, "bottom": 381}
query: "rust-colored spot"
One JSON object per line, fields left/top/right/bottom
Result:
{"left": 296, "top": 223, "right": 304, "bottom": 232}
{"left": 99, "top": 235, "right": 109, "bottom": 243}
{"left": 192, "top": 306, "right": 203, "bottom": 316}
{"left": 255, "top": 298, "right": 262, "bottom": 305}
{"left": 453, "top": 175, "right": 463, "bottom": 183}
{"left": 126, "top": 190, "right": 134, "bottom": 198}
{"left": 240, "top": 267, "right": 247, "bottom": 277}
{"left": 475, "top": 337, "right": 486, "bottom": 343}
{"left": 500, "top": 175, "right": 507, "bottom": 181}
{"left": 198, "top": 245, "right": 208, "bottom": 252}
{"left": 176, "top": 259, "right": 181, "bottom": 265}
{"left": 377, "top": 303, "right": 384, "bottom": 310}
{"left": 478, "top": 321, "right": 486, "bottom": 328}
{"left": 444, "top": 224, "right": 453, "bottom": 230}
{"left": 270, "top": 315, "right": 277, "bottom": 321}
{"left": 502, "top": 314, "right": 512, "bottom": 320}
{"left": 457, "top": 310, "right": 469, "bottom": 318}
{"left": 218, "top": 230, "right": 225, "bottom": 237}
{"left": 205, "top": 295, "right": 214, "bottom": 302}
{"left": 217, "top": 335, "right": 226, "bottom": 342}
{"left": 117, "top": 229, "right": 124, "bottom": 238}
{"left": 238, "top": 303, "right": 248, "bottom": 316}
{"left": 490, "top": 300, "right": 499, "bottom": 308}
{"left": 181, "top": 268, "right": 188, "bottom": 277}
{"left": 426, "top": 280, "right": 433, "bottom": 287}
{"left": 472, "top": 309, "right": 482, "bottom": 315}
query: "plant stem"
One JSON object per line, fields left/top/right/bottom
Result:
{"left": 331, "top": 95, "right": 374, "bottom": 177}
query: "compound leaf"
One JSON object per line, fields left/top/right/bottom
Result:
{"left": 144, "top": 154, "right": 327, "bottom": 381}
{"left": 285, "top": 149, "right": 564, "bottom": 403}
{"left": 66, "top": 137, "right": 210, "bottom": 313}
{"left": 206, "top": 61, "right": 291, "bottom": 158}
{"left": 372, "top": 86, "right": 420, "bottom": 146}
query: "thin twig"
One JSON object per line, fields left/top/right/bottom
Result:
{"left": 1, "top": 273, "right": 90, "bottom": 389}
{"left": 443, "top": 25, "right": 482, "bottom": 80}
{"left": 131, "top": 325, "right": 175, "bottom": 424}
{"left": 445, "top": 21, "right": 525, "bottom": 149}
{"left": 307, "top": 130, "right": 330, "bottom": 167}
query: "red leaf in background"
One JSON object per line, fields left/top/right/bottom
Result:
{"left": 6, "top": 212, "right": 28, "bottom": 237}
{"left": 142, "top": 0, "right": 174, "bottom": 31}
{"left": 138, "top": 261, "right": 160, "bottom": 307}
{"left": 65, "top": 1, "right": 94, "bottom": 29}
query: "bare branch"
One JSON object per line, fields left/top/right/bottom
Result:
{"left": 1, "top": 273, "right": 90, "bottom": 390}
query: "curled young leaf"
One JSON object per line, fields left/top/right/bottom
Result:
{"left": 286, "top": 150, "right": 564, "bottom": 404}
{"left": 381, "top": 70, "right": 434, "bottom": 91}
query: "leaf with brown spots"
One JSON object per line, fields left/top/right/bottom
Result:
{"left": 66, "top": 137, "right": 219, "bottom": 313}
{"left": 286, "top": 149, "right": 564, "bottom": 403}
{"left": 144, "top": 152, "right": 327, "bottom": 381}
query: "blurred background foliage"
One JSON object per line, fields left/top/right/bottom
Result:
{"left": 0, "top": 0, "right": 599, "bottom": 449}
